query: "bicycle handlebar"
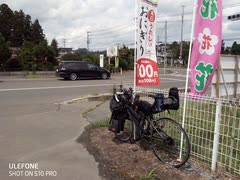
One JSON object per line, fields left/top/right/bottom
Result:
{"left": 114, "top": 92, "right": 124, "bottom": 102}
{"left": 112, "top": 87, "right": 179, "bottom": 113}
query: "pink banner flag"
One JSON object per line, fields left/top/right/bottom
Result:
{"left": 135, "top": 0, "right": 160, "bottom": 86}
{"left": 190, "top": 0, "right": 222, "bottom": 95}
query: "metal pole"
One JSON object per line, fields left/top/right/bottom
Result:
{"left": 180, "top": 0, "right": 197, "bottom": 160}
{"left": 164, "top": 20, "right": 167, "bottom": 75}
{"left": 180, "top": 6, "right": 185, "bottom": 64}
{"left": 63, "top": 38, "right": 66, "bottom": 48}
{"left": 134, "top": 0, "right": 138, "bottom": 92}
{"left": 87, "top": 31, "right": 90, "bottom": 53}
{"left": 211, "top": 100, "right": 222, "bottom": 171}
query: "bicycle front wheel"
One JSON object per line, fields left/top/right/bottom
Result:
{"left": 115, "top": 119, "right": 133, "bottom": 142}
{"left": 151, "top": 117, "right": 190, "bottom": 168}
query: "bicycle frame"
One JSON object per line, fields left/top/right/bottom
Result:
{"left": 111, "top": 87, "right": 190, "bottom": 168}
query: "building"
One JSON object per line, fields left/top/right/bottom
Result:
{"left": 156, "top": 44, "right": 174, "bottom": 65}
{"left": 58, "top": 48, "right": 73, "bottom": 57}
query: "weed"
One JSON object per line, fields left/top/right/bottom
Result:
{"left": 90, "top": 119, "right": 109, "bottom": 128}
{"left": 82, "top": 107, "right": 95, "bottom": 119}
{"left": 139, "top": 168, "right": 157, "bottom": 180}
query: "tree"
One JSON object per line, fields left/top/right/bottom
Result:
{"left": 61, "top": 53, "right": 81, "bottom": 61}
{"left": 11, "top": 10, "right": 26, "bottom": 47}
{"left": 19, "top": 40, "right": 56, "bottom": 71}
{"left": 0, "top": 4, "right": 46, "bottom": 47}
{"left": 221, "top": 40, "right": 231, "bottom": 54}
{"left": 19, "top": 41, "right": 35, "bottom": 70}
{"left": 75, "top": 48, "right": 88, "bottom": 55}
{"left": 0, "top": 33, "right": 11, "bottom": 70}
{"left": 23, "top": 14, "right": 32, "bottom": 42}
{"left": 50, "top": 38, "right": 58, "bottom": 56}
{"left": 231, "top": 41, "right": 240, "bottom": 55}
{"left": 0, "top": 4, "right": 14, "bottom": 43}
{"left": 182, "top": 41, "right": 190, "bottom": 65}
{"left": 30, "top": 19, "right": 45, "bottom": 44}
{"left": 119, "top": 45, "right": 134, "bottom": 70}
{"left": 170, "top": 41, "right": 180, "bottom": 60}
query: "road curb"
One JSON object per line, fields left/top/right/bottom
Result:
{"left": 64, "top": 93, "right": 113, "bottom": 104}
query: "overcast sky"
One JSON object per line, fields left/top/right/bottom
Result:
{"left": 1, "top": 0, "right": 240, "bottom": 50}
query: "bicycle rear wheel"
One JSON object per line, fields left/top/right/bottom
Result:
{"left": 115, "top": 119, "right": 133, "bottom": 142}
{"left": 151, "top": 117, "right": 190, "bottom": 168}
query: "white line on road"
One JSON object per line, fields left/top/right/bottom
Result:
{"left": 160, "top": 77, "right": 186, "bottom": 81}
{"left": 0, "top": 77, "right": 185, "bottom": 92}
{"left": 0, "top": 83, "right": 129, "bottom": 92}
{"left": 166, "top": 74, "right": 187, "bottom": 78}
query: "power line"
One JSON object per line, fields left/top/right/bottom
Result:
{"left": 66, "top": 3, "right": 240, "bottom": 51}
{"left": 156, "top": 3, "right": 240, "bottom": 21}
{"left": 91, "top": 31, "right": 134, "bottom": 40}
{"left": 91, "top": 22, "right": 134, "bottom": 35}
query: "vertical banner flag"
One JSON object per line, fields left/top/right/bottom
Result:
{"left": 190, "top": 0, "right": 222, "bottom": 95}
{"left": 136, "top": 0, "right": 160, "bottom": 86}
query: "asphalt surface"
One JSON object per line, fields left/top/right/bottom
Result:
{"left": 1, "top": 99, "right": 107, "bottom": 180}
{"left": 0, "top": 69, "right": 187, "bottom": 179}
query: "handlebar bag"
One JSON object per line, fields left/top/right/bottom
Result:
{"left": 151, "top": 93, "right": 164, "bottom": 113}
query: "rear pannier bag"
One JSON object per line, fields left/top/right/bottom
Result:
{"left": 109, "top": 114, "right": 125, "bottom": 133}
{"left": 109, "top": 97, "right": 126, "bottom": 133}
{"left": 110, "top": 98, "right": 123, "bottom": 113}
{"left": 167, "top": 87, "right": 179, "bottom": 110}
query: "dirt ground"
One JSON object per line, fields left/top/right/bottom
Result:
{"left": 78, "top": 127, "right": 235, "bottom": 180}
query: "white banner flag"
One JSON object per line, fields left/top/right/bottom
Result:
{"left": 135, "top": 0, "right": 160, "bottom": 86}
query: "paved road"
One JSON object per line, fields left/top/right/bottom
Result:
{"left": 0, "top": 69, "right": 187, "bottom": 118}
{"left": 0, "top": 69, "right": 187, "bottom": 179}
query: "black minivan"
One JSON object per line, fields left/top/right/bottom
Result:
{"left": 56, "top": 61, "right": 111, "bottom": 80}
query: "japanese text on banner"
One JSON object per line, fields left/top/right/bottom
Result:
{"left": 136, "top": 0, "right": 160, "bottom": 86}
{"left": 190, "top": 0, "right": 222, "bottom": 95}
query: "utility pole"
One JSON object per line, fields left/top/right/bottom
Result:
{"left": 87, "top": 31, "right": 91, "bottom": 53}
{"left": 164, "top": 20, "right": 167, "bottom": 75}
{"left": 180, "top": 5, "right": 185, "bottom": 65}
{"left": 63, "top": 38, "right": 66, "bottom": 48}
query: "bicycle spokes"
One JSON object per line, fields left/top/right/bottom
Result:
{"left": 151, "top": 118, "right": 190, "bottom": 168}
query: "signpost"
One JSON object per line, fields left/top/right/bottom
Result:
{"left": 99, "top": 54, "right": 104, "bottom": 68}
{"left": 107, "top": 47, "right": 119, "bottom": 68}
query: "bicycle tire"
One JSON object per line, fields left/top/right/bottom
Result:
{"left": 115, "top": 119, "right": 134, "bottom": 142}
{"left": 151, "top": 117, "right": 190, "bottom": 168}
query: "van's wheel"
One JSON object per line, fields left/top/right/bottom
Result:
{"left": 69, "top": 73, "right": 77, "bottom": 81}
{"left": 101, "top": 73, "right": 108, "bottom": 80}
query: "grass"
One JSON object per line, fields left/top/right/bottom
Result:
{"left": 24, "top": 74, "right": 42, "bottom": 78}
{"left": 82, "top": 107, "right": 96, "bottom": 119}
{"left": 139, "top": 168, "right": 157, "bottom": 180}
{"left": 24, "top": 73, "right": 55, "bottom": 78}
{"left": 80, "top": 88, "right": 240, "bottom": 176}
{"left": 89, "top": 119, "right": 110, "bottom": 128}
{"left": 157, "top": 99, "right": 240, "bottom": 175}
{"left": 146, "top": 95, "right": 240, "bottom": 176}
